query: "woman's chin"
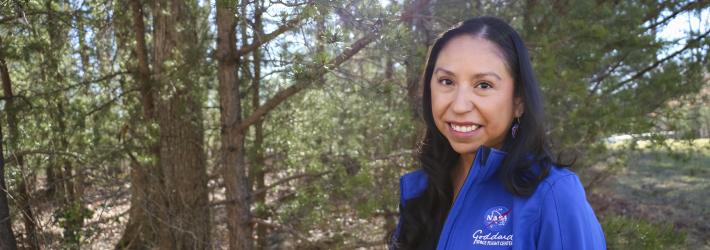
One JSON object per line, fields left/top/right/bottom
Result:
{"left": 450, "top": 143, "right": 481, "bottom": 156}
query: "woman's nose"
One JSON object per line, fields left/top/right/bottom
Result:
{"left": 451, "top": 87, "right": 474, "bottom": 114}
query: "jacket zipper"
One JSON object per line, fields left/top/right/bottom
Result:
{"left": 437, "top": 148, "right": 487, "bottom": 249}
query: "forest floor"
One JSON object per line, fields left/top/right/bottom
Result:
{"left": 589, "top": 139, "right": 710, "bottom": 250}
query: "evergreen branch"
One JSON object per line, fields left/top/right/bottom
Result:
{"left": 642, "top": 0, "right": 708, "bottom": 33}
{"left": 32, "top": 71, "right": 131, "bottom": 97}
{"left": 588, "top": 53, "right": 629, "bottom": 95}
{"left": 235, "top": 2, "right": 313, "bottom": 58}
{"left": 606, "top": 28, "right": 710, "bottom": 93}
{"left": 399, "top": 0, "right": 432, "bottom": 23}
{"left": 3, "top": 150, "right": 84, "bottom": 165}
{"left": 237, "top": 21, "right": 383, "bottom": 131}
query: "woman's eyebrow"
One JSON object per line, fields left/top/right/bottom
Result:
{"left": 434, "top": 67, "right": 501, "bottom": 80}
{"left": 434, "top": 67, "right": 456, "bottom": 76}
{"left": 474, "top": 72, "right": 502, "bottom": 80}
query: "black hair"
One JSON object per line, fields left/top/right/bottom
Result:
{"left": 392, "top": 16, "right": 557, "bottom": 249}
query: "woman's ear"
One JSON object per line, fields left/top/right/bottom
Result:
{"left": 514, "top": 97, "right": 524, "bottom": 118}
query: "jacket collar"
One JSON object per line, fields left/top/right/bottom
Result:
{"left": 400, "top": 146, "right": 508, "bottom": 204}
{"left": 473, "top": 146, "right": 508, "bottom": 183}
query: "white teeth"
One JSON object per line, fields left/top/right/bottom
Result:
{"left": 451, "top": 124, "right": 479, "bottom": 132}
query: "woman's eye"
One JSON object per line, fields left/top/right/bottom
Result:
{"left": 476, "top": 82, "right": 492, "bottom": 89}
{"left": 439, "top": 79, "right": 454, "bottom": 86}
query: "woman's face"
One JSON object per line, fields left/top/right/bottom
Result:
{"left": 431, "top": 35, "right": 523, "bottom": 156}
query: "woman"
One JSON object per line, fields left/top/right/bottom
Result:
{"left": 391, "top": 17, "right": 606, "bottom": 249}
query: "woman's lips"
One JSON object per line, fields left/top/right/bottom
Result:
{"left": 447, "top": 122, "right": 482, "bottom": 138}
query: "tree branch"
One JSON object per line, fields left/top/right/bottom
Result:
{"left": 83, "top": 87, "right": 140, "bottom": 117}
{"left": 237, "top": 22, "right": 383, "bottom": 131}
{"left": 251, "top": 170, "right": 332, "bottom": 198}
{"left": 268, "top": 0, "right": 313, "bottom": 7}
{"left": 235, "top": 2, "right": 313, "bottom": 58}
{"left": 587, "top": 53, "right": 629, "bottom": 95}
{"left": 641, "top": 1, "right": 707, "bottom": 33}
{"left": 399, "top": 0, "right": 432, "bottom": 23}
{"left": 3, "top": 150, "right": 84, "bottom": 166}
{"left": 606, "top": 28, "right": 710, "bottom": 93}
{"left": 211, "top": 170, "right": 332, "bottom": 207}
{"left": 34, "top": 71, "right": 131, "bottom": 97}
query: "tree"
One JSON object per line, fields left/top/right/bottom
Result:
{"left": 117, "top": 0, "right": 212, "bottom": 248}
{"left": 0, "top": 34, "right": 20, "bottom": 250}
{"left": 0, "top": 29, "right": 38, "bottom": 250}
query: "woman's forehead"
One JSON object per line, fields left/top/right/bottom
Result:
{"left": 434, "top": 36, "right": 511, "bottom": 78}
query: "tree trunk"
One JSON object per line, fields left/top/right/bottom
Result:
{"left": 118, "top": 0, "right": 211, "bottom": 248}
{"left": 115, "top": 1, "right": 159, "bottom": 248}
{"left": 251, "top": 2, "right": 267, "bottom": 248}
{"left": 216, "top": 0, "right": 252, "bottom": 249}
{"left": 153, "top": 0, "right": 210, "bottom": 248}
{"left": 2, "top": 31, "right": 39, "bottom": 250}
{"left": 403, "top": 6, "right": 429, "bottom": 143}
{"left": 0, "top": 34, "right": 20, "bottom": 250}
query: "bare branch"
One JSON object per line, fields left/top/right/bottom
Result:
{"left": 251, "top": 170, "right": 332, "bottom": 198}
{"left": 211, "top": 170, "right": 332, "bottom": 207}
{"left": 237, "top": 22, "right": 383, "bottom": 131}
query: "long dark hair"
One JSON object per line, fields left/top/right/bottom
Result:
{"left": 393, "top": 16, "right": 555, "bottom": 249}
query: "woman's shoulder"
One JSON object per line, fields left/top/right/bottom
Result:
{"left": 516, "top": 162, "right": 592, "bottom": 215}
{"left": 532, "top": 164, "right": 586, "bottom": 201}
{"left": 528, "top": 164, "right": 607, "bottom": 248}
{"left": 539, "top": 164, "right": 578, "bottom": 189}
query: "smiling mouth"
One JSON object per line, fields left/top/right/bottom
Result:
{"left": 448, "top": 122, "right": 482, "bottom": 133}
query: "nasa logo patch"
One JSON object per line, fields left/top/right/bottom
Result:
{"left": 483, "top": 206, "right": 511, "bottom": 232}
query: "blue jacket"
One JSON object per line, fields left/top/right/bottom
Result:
{"left": 394, "top": 147, "right": 606, "bottom": 249}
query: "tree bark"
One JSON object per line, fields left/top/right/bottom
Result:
{"left": 0, "top": 34, "right": 20, "bottom": 250}
{"left": 216, "top": 0, "right": 252, "bottom": 249}
{"left": 115, "top": 0, "right": 159, "bottom": 248}
{"left": 153, "top": 0, "right": 211, "bottom": 248}
{"left": 119, "top": 0, "right": 211, "bottom": 248}
{"left": 251, "top": 2, "right": 267, "bottom": 248}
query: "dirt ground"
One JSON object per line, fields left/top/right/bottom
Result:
{"left": 589, "top": 145, "right": 710, "bottom": 249}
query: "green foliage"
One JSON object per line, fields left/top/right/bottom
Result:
{"left": 54, "top": 202, "right": 94, "bottom": 248}
{"left": 601, "top": 214, "right": 686, "bottom": 250}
